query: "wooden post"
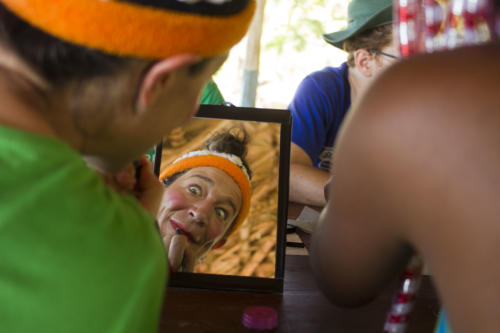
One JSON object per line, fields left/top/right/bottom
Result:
{"left": 241, "top": 0, "right": 266, "bottom": 107}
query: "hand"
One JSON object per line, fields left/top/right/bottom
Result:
{"left": 162, "top": 230, "right": 196, "bottom": 273}
{"left": 100, "top": 164, "right": 136, "bottom": 194}
{"left": 98, "top": 156, "right": 164, "bottom": 217}
{"left": 134, "top": 156, "right": 164, "bottom": 217}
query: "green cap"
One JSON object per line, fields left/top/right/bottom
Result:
{"left": 323, "top": 0, "right": 393, "bottom": 50}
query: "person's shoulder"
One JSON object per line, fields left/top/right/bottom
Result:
{"left": 377, "top": 44, "right": 499, "bottom": 97}
{"left": 342, "top": 43, "right": 500, "bottom": 176}
{"left": 296, "top": 63, "right": 348, "bottom": 96}
{"left": 398, "top": 43, "right": 500, "bottom": 72}
{"left": 332, "top": 45, "right": 500, "bottom": 235}
{"left": 357, "top": 44, "right": 499, "bottom": 122}
{"left": 304, "top": 63, "right": 347, "bottom": 82}
{"left": 343, "top": 43, "right": 500, "bottom": 210}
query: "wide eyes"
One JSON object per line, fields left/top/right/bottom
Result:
{"left": 188, "top": 185, "right": 202, "bottom": 196}
{"left": 187, "top": 184, "right": 230, "bottom": 221}
{"left": 215, "top": 207, "right": 228, "bottom": 221}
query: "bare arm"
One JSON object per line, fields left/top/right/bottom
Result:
{"left": 289, "top": 143, "right": 330, "bottom": 207}
{"left": 309, "top": 105, "right": 414, "bottom": 306}
{"left": 309, "top": 61, "right": 422, "bottom": 306}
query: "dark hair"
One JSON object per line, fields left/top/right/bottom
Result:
{"left": 0, "top": 4, "right": 138, "bottom": 86}
{"left": 163, "top": 127, "right": 252, "bottom": 186}
{"left": 0, "top": 3, "right": 214, "bottom": 87}
{"left": 344, "top": 23, "right": 393, "bottom": 67}
{"left": 205, "top": 127, "right": 252, "bottom": 179}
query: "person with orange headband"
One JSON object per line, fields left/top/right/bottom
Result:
{"left": 0, "top": 0, "right": 254, "bottom": 332}
{"left": 158, "top": 129, "right": 252, "bottom": 272}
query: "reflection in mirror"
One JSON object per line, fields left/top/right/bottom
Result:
{"left": 158, "top": 114, "right": 281, "bottom": 278}
{"left": 153, "top": 105, "right": 290, "bottom": 292}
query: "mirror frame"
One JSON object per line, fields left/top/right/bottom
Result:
{"left": 153, "top": 104, "right": 291, "bottom": 293}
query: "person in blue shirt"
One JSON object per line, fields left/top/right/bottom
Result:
{"left": 289, "top": 0, "right": 399, "bottom": 206}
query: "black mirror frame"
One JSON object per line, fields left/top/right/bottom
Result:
{"left": 153, "top": 104, "right": 291, "bottom": 293}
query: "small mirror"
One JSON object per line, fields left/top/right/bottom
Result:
{"left": 153, "top": 104, "right": 291, "bottom": 293}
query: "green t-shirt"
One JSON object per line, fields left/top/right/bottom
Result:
{"left": 0, "top": 125, "right": 166, "bottom": 332}
{"left": 200, "top": 79, "right": 225, "bottom": 105}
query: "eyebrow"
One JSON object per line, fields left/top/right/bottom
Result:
{"left": 190, "top": 174, "right": 238, "bottom": 216}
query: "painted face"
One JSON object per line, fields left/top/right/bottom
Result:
{"left": 157, "top": 166, "right": 242, "bottom": 259}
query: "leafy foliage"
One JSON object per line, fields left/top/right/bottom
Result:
{"left": 265, "top": 0, "right": 347, "bottom": 54}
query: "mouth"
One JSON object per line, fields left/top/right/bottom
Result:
{"left": 170, "top": 220, "right": 197, "bottom": 244}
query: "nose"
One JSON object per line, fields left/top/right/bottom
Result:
{"left": 188, "top": 199, "right": 213, "bottom": 227}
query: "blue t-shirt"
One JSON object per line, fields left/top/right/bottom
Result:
{"left": 289, "top": 62, "right": 351, "bottom": 171}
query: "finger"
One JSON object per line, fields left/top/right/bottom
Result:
{"left": 100, "top": 172, "right": 124, "bottom": 192}
{"left": 135, "top": 156, "right": 164, "bottom": 217}
{"left": 182, "top": 250, "right": 197, "bottom": 273}
{"left": 114, "top": 164, "right": 136, "bottom": 192}
{"left": 137, "top": 156, "right": 157, "bottom": 188}
{"left": 168, "top": 234, "right": 188, "bottom": 272}
{"left": 161, "top": 227, "right": 173, "bottom": 249}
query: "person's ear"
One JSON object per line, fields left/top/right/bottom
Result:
{"left": 354, "top": 49, "right": 375, "bottom": 78}
{"left": 135, "top": 54, "right": 201, "bottom": 112}
{"left": 213, "top": 239, "right": 226, "bottom": 249}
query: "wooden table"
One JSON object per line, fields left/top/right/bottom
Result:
{"left": 159, "top": 203, "right": 441, "bottom": 332}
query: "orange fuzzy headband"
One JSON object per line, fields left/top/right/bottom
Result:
{"left": 160, "top": 150, "right": 251, "bottom": 236}
{"left": 1, "top": 0, "right": 256, "bottom": 59}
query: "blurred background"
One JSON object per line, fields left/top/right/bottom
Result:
{"left": 214, "top": 0, "right": 349, "bottom": 109}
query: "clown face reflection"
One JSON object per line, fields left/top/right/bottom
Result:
{"left": 157, "top": 166, "right": 242, "bottom": 271}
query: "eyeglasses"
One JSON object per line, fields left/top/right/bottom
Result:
{"left": 368, "top": 49, "right": 399, "bottom": 59}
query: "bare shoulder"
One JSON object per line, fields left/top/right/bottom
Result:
{"left": 338, "top": 43, "right": 500, "bottom": 228}
{"left": 334, "top": 44, "right": 500, "bottom": 331}
{"left": 380, "top": 43, "right": 499, "bottom": 89}
{"left": 334, "top": 43, "right": 500, "bottom": 238}
{"left": 354, "top": 43, "right": 500, "bottom": 123}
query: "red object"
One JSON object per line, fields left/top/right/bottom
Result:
{"left": 242, "top": 306, "right": 278, "bottom": 331}
{"left": 396, "top": 292, "right": 416, "bottom": 303}
{"left": 386, "top": 313, "right": 409, "bottom": 324}
{"left": 383, "top": 256, "right": 424, "bottom": 333}
{"left": 396, "top": 0, "right": 497, "bottom": 56}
